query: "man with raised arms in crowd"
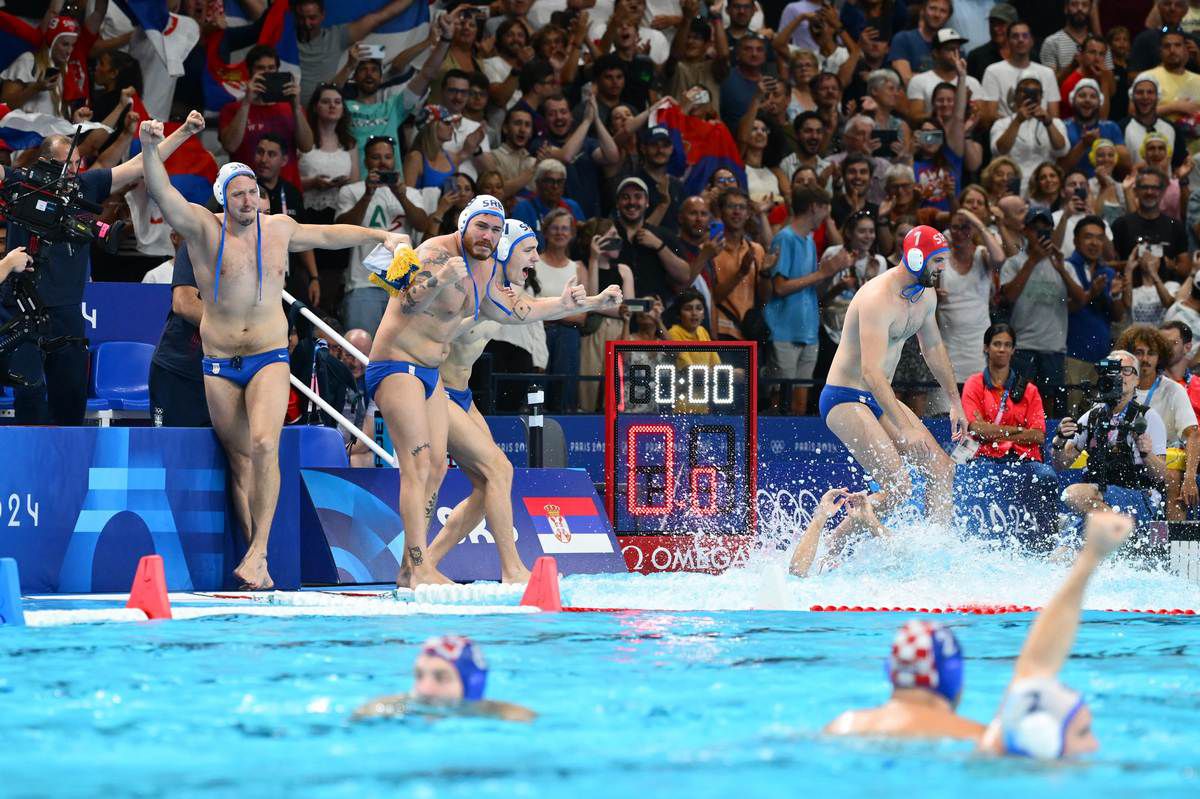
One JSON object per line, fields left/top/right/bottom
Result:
{"left": 139, "top": 117, "right": 408, "bottom": 591}
{"left": 368, "top": 209, "right": 621, "bottom": 588}
{"left": 421, "top": 221, "right": 622, "bottom": 584}
{"left": 818, "top": 225, "right": 968, "bottom": 530}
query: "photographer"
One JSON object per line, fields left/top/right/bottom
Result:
{"left": 1051, "top": 350, "right": 1167, "bottom": 520}
{"left": 0, "top": 114, "right": 204, "bottom": 425}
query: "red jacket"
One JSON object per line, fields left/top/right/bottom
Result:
{"left": 961, "top": 371, "right": 1047, "bottom": 462}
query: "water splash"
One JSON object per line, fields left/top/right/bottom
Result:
{"left": 568, "top": 488, "right": 1198, "bottom": 613}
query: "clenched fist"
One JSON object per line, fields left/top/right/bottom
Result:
{"left": 139, "top": 119, "right": 165, "bottom": 146}
{"left": 182, "top": 110, "right": 205, "bottom": 135}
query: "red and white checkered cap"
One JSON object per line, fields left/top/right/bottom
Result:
{"left": 888, "top": 620, "right": 941, "bottom": 691}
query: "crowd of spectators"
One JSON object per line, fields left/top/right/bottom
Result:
{"left": 7, "top": 0, "right": 1200, "bottom": 442}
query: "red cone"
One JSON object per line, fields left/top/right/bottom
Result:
{"left": 126, "top": 555, "right": 172, "bottom": 620}
{"left": 519, "top": 556, "right": 561, "bottom": 612}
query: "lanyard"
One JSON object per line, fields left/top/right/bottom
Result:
{"left": 1145, "top": 375, "right": 1161, "bottom": 406}
{"left": 993, "top": 387, "right": 1010, "bottom": 425}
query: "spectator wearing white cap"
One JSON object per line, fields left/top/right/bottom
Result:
{"left": 906, "top": 27, "right": 983, "bottom": 123}
{"left": 1060, "top": 79, "right": 1127, "bottom": 180}
{"left": 980, "top": 21, "right": 1061, "bottom": 123}
{"left": 1124, "top": 73, "right": 1179, "bottom": 168}
{"left": 1058, "top": 34, "right": 1115, "bottom": 122}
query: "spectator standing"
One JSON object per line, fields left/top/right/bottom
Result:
{"left": 709, "top": 189, "right": 768, "bottom": 341}
{"left": 816, "top": 209, "right": 886, "bottom": 383}
{"left": 1141, "top": 29, "right": 1200, "bottom": 127}
{"left": 1041, "top": 0, "right": 1112, "bottom": 83}
{"left": 634, "top": 125, "right": 687, "bottom": 233}
{"left": 966, "top": 2, "right": 1017, "bottom": 82}
{"left": 840, "top": 0, "right": 911, "bottom": 42}
{"left": 738, "top": 116, "right": 790, "bottom": 228}
{"left": 1060, "top": 80, "right": 1126, "bottom": 179}
{"left": 824, "top": 116, "right": 896, "bottom": 204}
{"left": 961, "top": 323, "right": 1050, "bottom": 465}
{"left": 1164, "top": 277, "right": 1200, "bottom": 355}
{"left": 906, "top": 28, "right": 982, "bottom": 122}
{"left": 218, "top": 45, "right": 312, "bottom": 188}
{"left": 990, "top": 76, "right": 1070, "bottom": 194}
{"left": 1159, "top": 320, "right": 1200, "bottom": 415}
{"left": 404, "top": 105, "right": 484, "bottom": 191}
{"left": 937, "top": 208, "right": 1007, "bottom": 381}
{"left": 1064, "top": 215, "right": 1124, "bottom": 404}
{"left": 429, "top": 5, "right": 487, "bottom": 105}
{"left": 830, "top": 154, "right": 879, "bottom": 228}
{"left": 1130, "top": 0, "right": 1190, "bottom": 75}
{"left": 765, "top": 187, "right": 850, "bottom": 414}
{"left": 1124, "top": 74, "right": 1178, "bottom": 168}
{"left": 477, "top": 108, "right": 537, "bottom": 202}
{"left": 535, "top": 208, "right": 588, "bottom": 412}
{"left": 481, "top": 17, "right": 537, "bottom": 109}
{"left": 887, "top": 0, "right": 953, "bottom": 85}
{"left": 292, "top": 0, "right": 417, "bottom": 107}
{"left": 1111, "top": 166, "right": 1192, "bottom": 278}
{"left": 1119, "top": 244, "right": 1180, "bottom": 326}
{"left": 590, "top": 0, "right": 671, "bottom": 66}
{"left": 999, "top": 209, "right": 1075, "bottom": 413}
{"left": 1028, "top": 162, "right": 1064, "bottom": 211}
{"left": 609, "top": 177, "right": 691, "bottom": 304}
{"left": 579, "top": 223, "right": 636, "bottom": 411}
{"left": 300, "top": 84, "right": 358, "bottom": 314}
{"left": 720, "top": 35, "right": 770, "bottom": 131}
{"left": 1141, "top": 132, "right": 1187, "bottom": 221}
{"left": 980, "top": 21, "right": 1062, "bottom": 121}
{"left": 665, "top": 1, "right": 730, "bottom": 111}
{"left": 1058, "top": 35, "right": 1115, "bottom": 122}
{"left": 533, "top": 94, "right": 620, "bottom": 221}
{"left": 511, "top": 159, "right": 585, "bottom": 235}
{"left": 1051, "top": 170, "right": 1108, "bottom": 257}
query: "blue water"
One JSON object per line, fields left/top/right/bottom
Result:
{"left": 0, "top": 605, "right": 1197, "bottom": 798}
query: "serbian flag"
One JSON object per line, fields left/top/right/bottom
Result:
{"left": 651, "top": 99, "right": 746, "bottom": 198}
{"left": 523, "top": 497, "right": 615, "bottom": 555}
{"left": 202, "top": 0, "right": 300, "bottom": 113}
{"left": 0, "top": 11, "right": 40, "bottom": 74}
{"left": 112, "top": 0, "right": 171, "bottom": 63}
{"left": 126, "top": 92, "right": 218, "bottom": 255}
{"left": 322, "top": 0, "right": 430, "bottom": 73}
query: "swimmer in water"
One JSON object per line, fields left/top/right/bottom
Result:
{"left": 819, "top": 225, "right": 969, "bottom": 529}
{"left": 789, "top": 488, "right": 888, "bottom": 577}
{"left": 825, "top": 619, "right": 985, "bottom": 740}
{"left": 978, "top": 510, "right": 1133, "bottom": 760}
{"left": 140, "top": 118, "right": 408, "bottom": 590}
{"left": 424, "top": 221, "right": 621, "bottom": 583}
{"left": 352, "top": 635, "right": 536, "bottom": 723}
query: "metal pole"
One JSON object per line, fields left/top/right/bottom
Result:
{"left": 281, "top": 290, "right": 369, "bottom": 366}
{"left": 527, "top": 382, "right": 543, "bottom": 468}
{"left": 289, "top": 374, "right": 396, "bottom": 467}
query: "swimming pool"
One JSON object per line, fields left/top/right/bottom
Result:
{"left": 0, "top": 605, "right": 1196, "bottom": 799}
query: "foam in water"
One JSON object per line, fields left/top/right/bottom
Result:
{"left": 563, "top": 487, "right": 1199, "bottom": 612}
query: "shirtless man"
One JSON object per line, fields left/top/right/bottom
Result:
{"left": 368, "top": 210, "right": 621, "bottom": 587}
{"left": 818, "top": 225, "right": 968, "bottom": 526}
{"left": 825, "top": 617, "right": 985, "bottom": 740}
{"left": 423, "top": 221, "right": 622, "bottom": 583}
{"left": 140, "top": 118, "right": 407, "bottom": 590}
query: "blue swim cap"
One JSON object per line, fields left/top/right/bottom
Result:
{"left": 887, "top": 620, "right": 964, "bottom": 706}
{"left": 421, "top": 635, "right": 488, "bottom": 701}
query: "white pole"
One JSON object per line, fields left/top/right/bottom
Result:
{"left": 281, "top": 290, "right": 369, "bottom": 366}
{"left": 289, "top": 374, "right": 396, "bottom": 467}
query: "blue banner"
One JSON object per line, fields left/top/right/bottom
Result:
{"left": 299, "top": 467, "right": 626, "bottom": 584}
{"left": 83, "top": 283, "right": 172, "bottom": 346}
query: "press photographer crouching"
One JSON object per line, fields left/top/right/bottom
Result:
{"left": 1052, "top": 351, "right": 1167, "bottom": 523}
{"left": 0, "top": 118, "right": 203, "bottom": 424}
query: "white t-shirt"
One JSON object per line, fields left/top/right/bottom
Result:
{"left": 130, "top": 12, "right": 200, "bottom": 121}
{"left": 1071, "top": 403, "right": 1167, "bottom": 462}
{"left": 1135, "top": 376, "right": 1198, "bottom": 445}
{"left": 0, "top": 52, "right": 59, "bottom": 116}
{"left": 1125, "top": 118, "right": 1176, "bottom": 165}
{"left": 299, "top": 147, "right": 354, "bottom": 212}
{"left": 336, "top": 182, "right": 409, "bottom": 292}
{"left": 936, "top": 246, "right": 993, "bottom": 380}
{"left": 1050, "top": 209, "right": 1114, "bottom": 259}
{"left": 980, "top": 60, "right": 1061, "bottom": 118}
{"left": 1000, "top": 253, "right": 1069, "bottom": 353}
{"left": 141, "top": 259, "right": 174, "bottom": 284}
{"left": 1164, "top": 301, "right": 1200, "bottom": 359}
{"left": 534, "top": 257, "right": 582, "bottom": 301}
{"left": 989, "top": 117, "right": 1070, "bottom": 194}
{"left": 907, "top": 71, "right": 983, "bottom": 112}
{"left": 445, "top": 117, "right": 491, "bottom": 181}
{"left": 588, "top": 22, "right": 671, "bottom": 65}
{"left": 1130, "top": 281, "right": 1180, "bottom": 326}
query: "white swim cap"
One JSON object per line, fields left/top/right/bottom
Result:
{"left": 213, "top": 161, "right": 256, "bottom": 206}
{"left": 1000, "top": 677, "right": 1086, "bottom": 760}
{"left": 457, "top": 194, "right": 506, "bottom": 239}
{"left": 496, "top": 219, "right": 536, "bottom": 266}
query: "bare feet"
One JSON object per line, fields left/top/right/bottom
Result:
{"left": 233, "top": 554, "right": 274, "bottom": 590}
{"left": 501, "top": 565, "right": 531, "bottom": 584}
{"left": 398, "top": 565, "right": 455, "bottom": 589}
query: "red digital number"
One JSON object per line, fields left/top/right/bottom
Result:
{"left": 626, "top": 423, "right": 675, "bottom": 515}
{"left": 689, "top": 466, "right": 719, "bottom": 516}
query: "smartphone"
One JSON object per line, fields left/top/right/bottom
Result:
{"left": 623, "top": 298, "right": 652, "bottom": 312}
{"left": 871, "top": 128, "right": 899, "bottom": 157}
{"left": 692, "top": 87, "right": 711, "bottom": 106}
{"left": 709, "top": 220, "right": 725, "bottom": 240}
{"left": 1006, "top": 176, "right": 1022, "bottom": 196}
{"left": 44, "top": 67, "right": 60, "bottom": 81}
{"left": 599, "top": 233, "right": 623, "bottom": 255}
{"left": 260, "top": 71, "right": 293, "bottom": 103}
{"left": 376, "top": 171, "right": 399, "bottom": 185}
{"left": 359, "top": 44, "right": 386, "bottom": 61}
{"left": 1074, "top": 186, "right": 1088, "bottom": 200}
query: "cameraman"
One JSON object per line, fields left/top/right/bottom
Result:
{"left": 0, "top": 247, "right": 32, "bottom": 283}
{"left": 0, "top": 114, "right": 203, "bottom": 425}
{"left": 1051, "top": 350, "right": 1167, "bottom": 520}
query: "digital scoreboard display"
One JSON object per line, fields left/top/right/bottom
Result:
{"left": 605, "top": 341, "right": 757, "bottom": 537}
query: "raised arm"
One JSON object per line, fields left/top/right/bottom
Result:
{"left": 287, "top": 217, "right": 404, "bottom": 252}
{"left": 347, "top": 0, "right": 417, "bottom": 45}
{"left": 111, "top": 110, "right": 207, "bottom": 191}
{"left": 137, "top": 120, "right": 214, "bottom": 242}
{"left": 482, "top": 276, "right": 622, "bottom": 324}
{"left": 789, "top": 488, "right": 848, "bottom": 577}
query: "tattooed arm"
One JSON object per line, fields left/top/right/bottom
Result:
{"left": 399, "top": 248, "right": 469, "bottom": 316}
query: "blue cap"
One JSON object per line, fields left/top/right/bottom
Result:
{"left": 421, "top": 635, "right": 488, "bottom": 701}
{"left": 887, "top": 620, "right": 964, "bottom": 706}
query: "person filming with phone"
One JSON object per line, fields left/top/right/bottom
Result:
{"left": 990, "top": 76, "right": 1069, "bottom": 198}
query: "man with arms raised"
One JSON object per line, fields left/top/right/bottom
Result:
{"left": 368, "top": 210, "right": 620, "bottom": 587}
{"left": 818, "top": 225, "right": 968, "bottom": 528}
{"left": 139, "top": 118, "right": 407, "bottom": 590}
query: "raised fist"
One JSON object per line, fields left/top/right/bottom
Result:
{"left": 440, "top": 255, "right": 469, "bottom": 283}
{"left": 139, "top": 119, "right": 165, "bottom": 145}
{"left": 182, "top": 110, "right": 205, "bottom": 135}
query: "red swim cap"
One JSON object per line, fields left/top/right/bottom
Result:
{"left": 901, "top": 225, "right": 950, "bottom": 280}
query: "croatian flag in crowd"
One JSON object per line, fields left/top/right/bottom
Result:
{"left": 323, "top": 0, "right": 431, "bottom": 75}
{"left": 0, "top": 106, "right": 108, "bottom": 152}
{"left": 651, "top": 99, "right": 746, "bottom": 198}
{"left": 523, "top": 497, "right": 615, "bottom": 555}
{"left": 203, "top": 0, "right": 301, "bottom": 113}
{"left": 0, "top": 11, "right": 40, "bottom": 74}
{"left": 126, "top": 93, "right": 218, "bottom": 255}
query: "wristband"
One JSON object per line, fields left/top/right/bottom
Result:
{"left": 656, "top": 242, "right": 666, "bottom": 253}
{"left": 309, "top": 275, "right": 320, "bottom": 282}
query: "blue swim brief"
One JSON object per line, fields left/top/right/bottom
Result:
{"left": 445, "top": 386, "right": 474, "bottom": 413}
{"left": 819, "top": 384, "right": 884, "bottom": 421}
{"left": 365, "top": 359, "right": 440, "bottom": 403}
{"left": 202, "top": 348, "right": 289, "bottom": 388}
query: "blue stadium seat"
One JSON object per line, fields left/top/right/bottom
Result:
{"left": 90, "top": 341, "right": 154, "bottom": 413}
{"left": 0, "top": 384, "right": 13, "bottom": 412}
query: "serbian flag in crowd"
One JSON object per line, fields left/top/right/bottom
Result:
{"left": 322, "top": 0, "right": 430, "bottom": 74}
{"left": 523, "top": 497, "right": 615, "bottom": 555}
{"left": 126, "top": 92, "right": 218, "bottom": 255}
{"left": 0, "top": 104, "right": 108, "bottom": 151}
{"left": 0, "top": 11, "right": 39, "bottom": 74}
{"left": 112, "top": 0, "right": 172, "bottom": 63}
{"left": 651, "top": 99, "right": 746, "bottom": 198}
{"left": 202, "top": 0, "right": 300, "bottom": 113}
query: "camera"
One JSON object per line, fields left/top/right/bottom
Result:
{"left": 1079, "top": 359, "right": 1154, "bottom": 490}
